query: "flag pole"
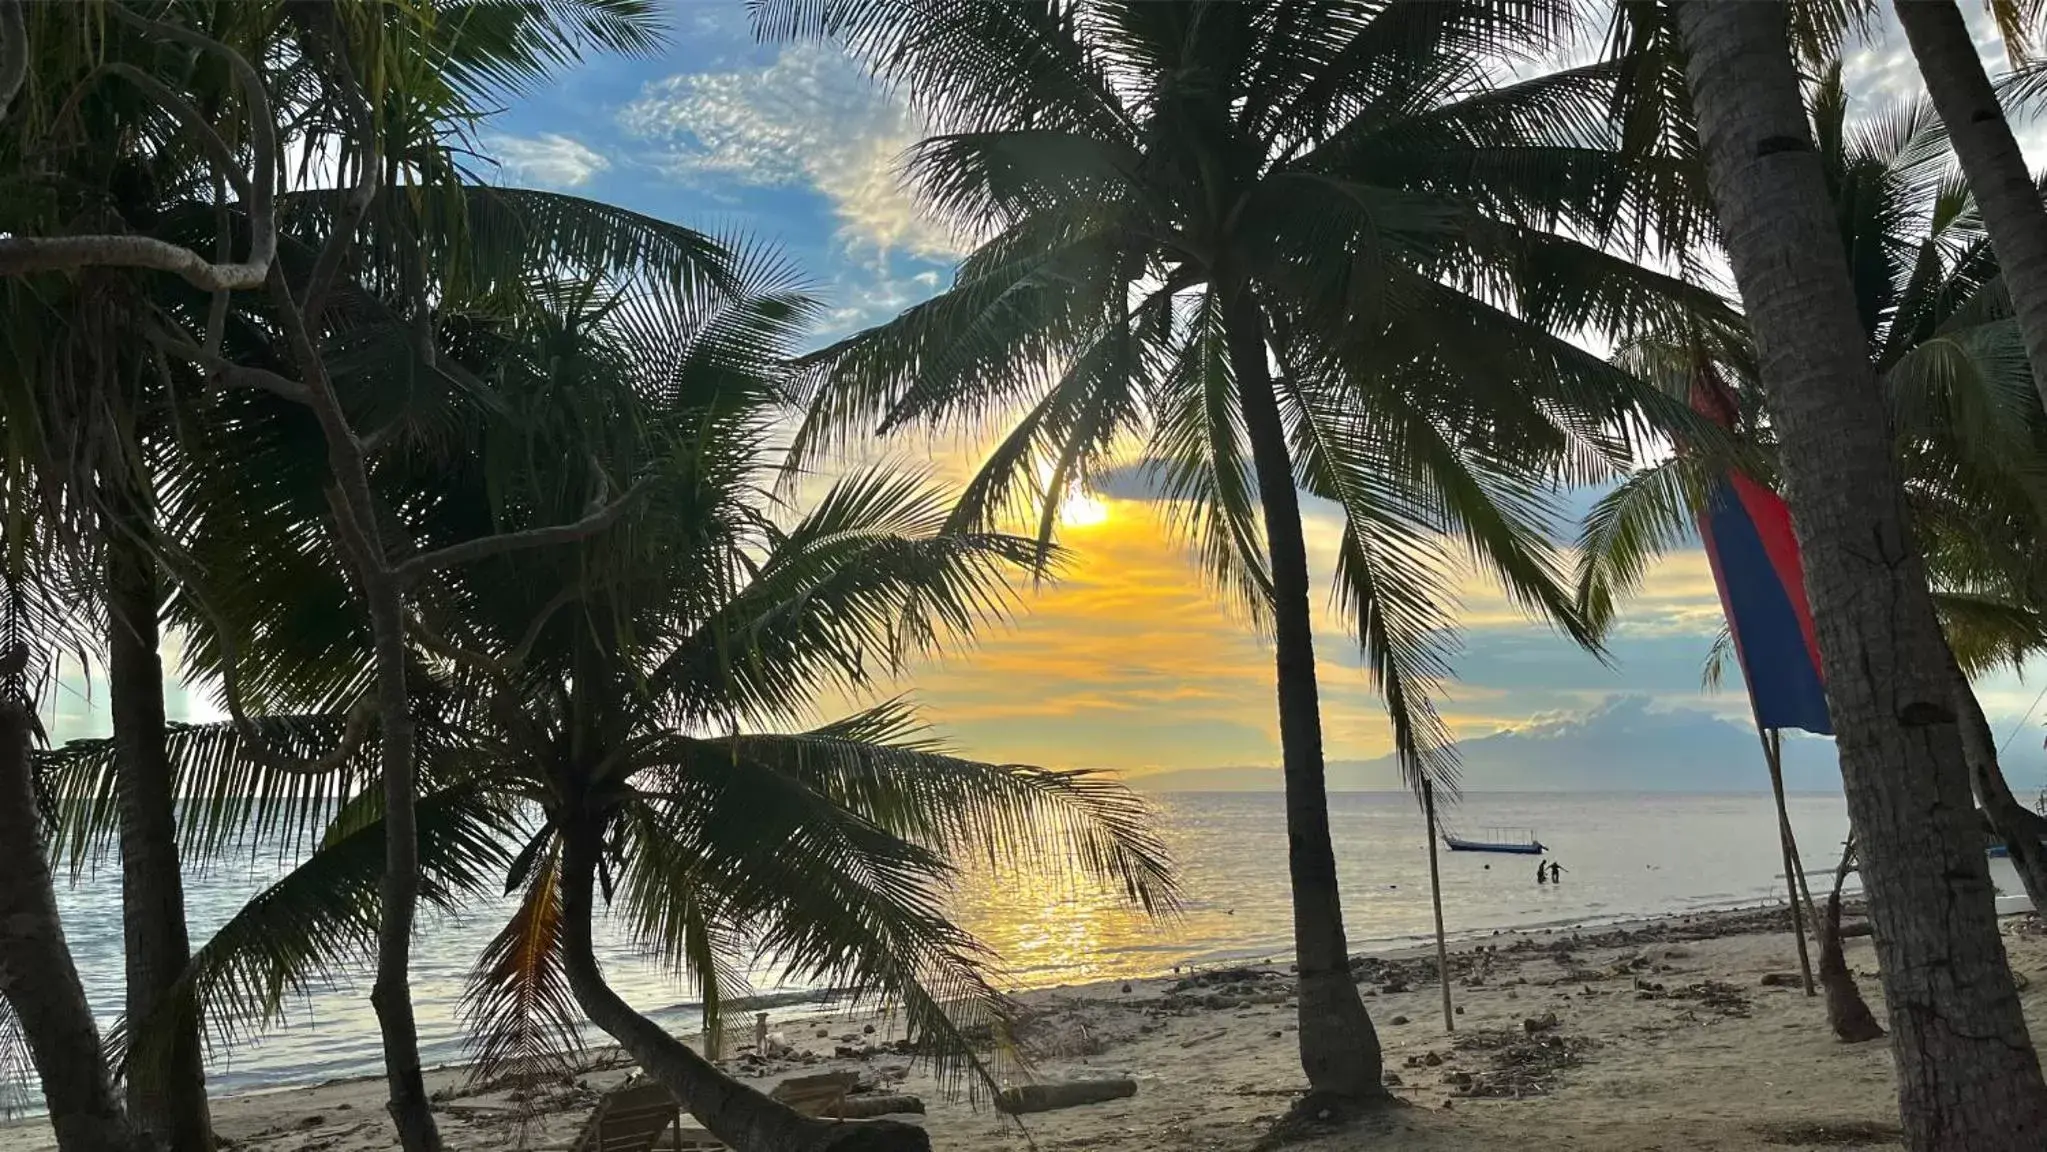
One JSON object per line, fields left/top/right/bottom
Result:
{"left": 1757, "top": 725, "right": 1816, "bottom": 997}
{"left": 1422, "top": 776, "right": 1454, "bottom": 1031}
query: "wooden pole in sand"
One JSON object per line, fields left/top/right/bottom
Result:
{"left": 1759, "top": 727, "right": 1816, "bottom": 997}
{"left": 1422, "top": 776, "right": 1454, "bottom": 1031}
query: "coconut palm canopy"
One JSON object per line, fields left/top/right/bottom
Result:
{"left": 757, "top": 0, "right": 1733, "bottom": 788}
{"left": 38, "top": 219, "right": 1175, "bottom": 1097}
{"left": 1576, "top": 62, "right": 2047, "bottom": 678}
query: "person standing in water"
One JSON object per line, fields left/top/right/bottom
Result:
{"left": 1536, "top": 858, "right": 1548, "bottom": 885}
{"left": 1549, "top": 861, "right": 1563, "bottom": 884}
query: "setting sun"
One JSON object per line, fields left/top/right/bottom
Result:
{"left": 1058, "top": 491, "right": 1110, "bottom": 528}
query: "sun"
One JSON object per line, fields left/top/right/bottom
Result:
{"left": 1058, "top": 491, "right": 1110, "bottom": 528}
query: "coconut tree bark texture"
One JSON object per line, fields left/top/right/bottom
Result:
{"left": 1675, "top": 1, "right": 2047, "bottom": 1147}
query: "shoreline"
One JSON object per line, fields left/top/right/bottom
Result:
{"left": 1, "top": 896, "right": 1885, "bottom": 1149}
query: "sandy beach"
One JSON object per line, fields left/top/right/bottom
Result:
{"left": 9, "top": 902, "right": 2026, "bottom": 1152}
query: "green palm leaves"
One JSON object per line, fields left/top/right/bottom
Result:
{"left": 46, "top": 213, "right": 1171, "bottom": 1103}
{"left": 766, "top": 0, "right": 1727, "bottom": 789}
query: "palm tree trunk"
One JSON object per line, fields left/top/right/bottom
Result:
{"left": 1675, "top": 3, "right": 2047, "bottom": 1147}
{"left": 556, "top": 822, "right": 928, "bottom": 1152}
{"left": 0, "top": 699, "right": 147, "bottom": 1152}
{"left": 363, "top": 575, "right": 438, "bottom": 1152}
{"left": 104, "top": 516, "right": 213, "bottom": 1152}
{"left": 1221, "top": 284, "right": 1383, "bottom": 1102}
{"left": 1894, "top": 0, "right": 2047, "bottom": 412}
{"left": 1947, "top": 653, "right": 2047, "bottom": 909}
{"left": 1818, "top": 837, "right": 1885, "bottom": 1044}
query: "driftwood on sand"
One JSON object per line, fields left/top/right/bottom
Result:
{"left": 834, "top": 1095, "right": 925, "bottom": 1119}
{"left": 994, "top": 1079, "right": 1138, "bottom": 1115}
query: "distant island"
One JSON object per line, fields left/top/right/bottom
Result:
{"left": 1124, "top": 694, "right": 2039, "bottom": 794}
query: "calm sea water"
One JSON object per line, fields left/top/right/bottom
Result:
{"left": 33, "top": 790, "right": 1990, "bottom": 1099}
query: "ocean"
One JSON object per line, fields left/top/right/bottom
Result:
{"left": 29, "top": 790, "right": 1998, "bottom": 1101}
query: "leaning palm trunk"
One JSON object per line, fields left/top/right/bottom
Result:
{"left": 557, "top": 824, "right": 929, "bottom": 1152}
{"left": 0, "top": 698, "right": 147, "bottom": 1152}
{"left": 361, "top": 575, "right": 435, "bottom": 1152}
{"left": 1223, "top": 287, "right": 1384, "bottom": 1101}
{"left": 1895, "top": 0, "right": 2047, "bottom": 412}
{"left": 1948, "top": 651, "right": 2047, "bottom": 909}
{"left": 1676, "top": 3, "right": 2047, "bottom": 1146}
{"left": 1818, "top": 836, "right": 1884, "bottom": 1044}
{"left": 105, "top": 510, "right": 213, "bottom": 1152}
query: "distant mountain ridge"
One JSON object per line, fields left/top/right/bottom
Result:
{"left": 1126, "top": 695, "right": 1858, "bottom": 793}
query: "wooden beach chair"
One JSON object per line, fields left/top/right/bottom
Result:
{"left": 569, "top": 1079, "right": 720, "bottom": 1152}
{"left": 768, "top": 1071, "right": 859, "bottom": 1119}
{"left": 569, "top": 1071, "right": 871, "bottom": 1152}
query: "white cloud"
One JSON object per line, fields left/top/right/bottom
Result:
{"left": 487, "top": 132, "right": 611, "bottom": 190}
{"left": 619, "top": 44, "right": 965, "bottom": 258}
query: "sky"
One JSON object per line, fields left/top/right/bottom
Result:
{"left": 42, "top": 1, "right": 2047, "bottom": 791}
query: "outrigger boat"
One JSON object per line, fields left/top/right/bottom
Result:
{"left": 1442, "top": 827, "right": 1546, "bottom": 855}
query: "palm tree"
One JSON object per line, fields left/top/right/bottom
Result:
{"left": 755, "top": 0, "right": 1722, "bottom": 1100}
{"left": 1893, "top": 0, "right": 2047, "bottom": 412}
{"left": 1581, "top": 62, "right": 2047, "bottom": 909}
{"left": 1672, "top": 1, "right": 2047, "bottom": 1144}
{"left": 44, "top": 241, "right": 1173, "bottom": 1152}
{"left": 0, "top": 517, "right": 148, "bottom": 1151}
{"left": 0, "top": 4, "right": 668, "bottom": 1147}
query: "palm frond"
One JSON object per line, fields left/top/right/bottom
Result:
{"left": 1573, "top": 456, "right": 1713, "bottom": 637}
{"left": 706, "top": 700, "right": 1174, "bottom": 912}
{"left": 0, "top": 999, "right": 30, "bottom": 1119}
{"left": 623, "top": 742, "right": 1016, "bottom": 1094}
{"left": 1141, "top": 289, "right": 1273, "bottom": 625}
{"left": 654, "top": 470, "right": 1039, "bottom": 727}
{"left": 120, "top": 784, "right": 514, "bottom": 1068}
{"left": 38, "top": 715, "right": 372, "bottom": 872}
{"left": 461, "top": 837, "right": 584, "bottom": 1092}
{"left": 751, "top": 0, "right": 1133, "bottom": 143}
{"left": 1700, "top": 622, "right": 1734, "bottom": 693}
{"left": 437, "top": 0, "right": 667, "bottom": 101}
{"left": 1938, "top": 591, "right": 2047, "bottom": 676}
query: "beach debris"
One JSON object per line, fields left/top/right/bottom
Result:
{"left": 1121, "top": 982, "right": 1133, "bottom": 994}
{"left": 1758, "top": 972, "right": 1803, "bottom": 988}
{"left": 1388, "top": 1015, "right": 1411, "bottom": 1026}
{"left": 1382, "top": 1072, "right": 1403, "bottom": 1087}
{"left": 1522, "top": 1012, "right": 1559, "bottom": 1035}
{"left": 1013, "top": 1008, "right": 1105, "bottom": 1057}
{"left": 1667, "top": 980, "right": 1751, "bottom": 1016}
{"left": 1449, "top": 1027, "right": 1595, "bottom": 1098}
{"left": 1753, "top": 1120, "right": 1905, "bottom": 1146}
{"left": 1179, "top": 1028, "right": 1229, "bottom": 1049}
{"left": 994, "top": 1078, "right": 1138, "bottom": 1115}
{"left": 836, "top": 1094, "right": 925, "bottom": 1119}
{"left": 1441, "top": 1071, "right": 1473, "bottom": 1088}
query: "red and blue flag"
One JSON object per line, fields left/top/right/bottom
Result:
{"left": 1690, "top": 373, "right": 1833, "bottom": 736}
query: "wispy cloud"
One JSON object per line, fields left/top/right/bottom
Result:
{"left": 619, "top": 43, "right": 965, "bottom": 258}
{"left": 486, "top": 132, "right": 611, "bottom": 190}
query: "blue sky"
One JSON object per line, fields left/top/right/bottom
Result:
{"left": 40, "top": 1, "right": 2047, "bottom": 791}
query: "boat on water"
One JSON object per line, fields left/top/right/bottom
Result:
{"left": 1442, "top": 827, "right": 1546, "bottom": 855}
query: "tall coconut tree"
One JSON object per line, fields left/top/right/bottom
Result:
{"left": 1893, "top": 0, "right": 2047, "bottom": 413}
{"left": 1580, "top": 61, "right": 2047, "bottom": 909}
{"left": 1672, "top": 1, "right": 2047, "bottom": 1144}
{"left": 753, "top": 0, "right": 1724, "bottom": 1101}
